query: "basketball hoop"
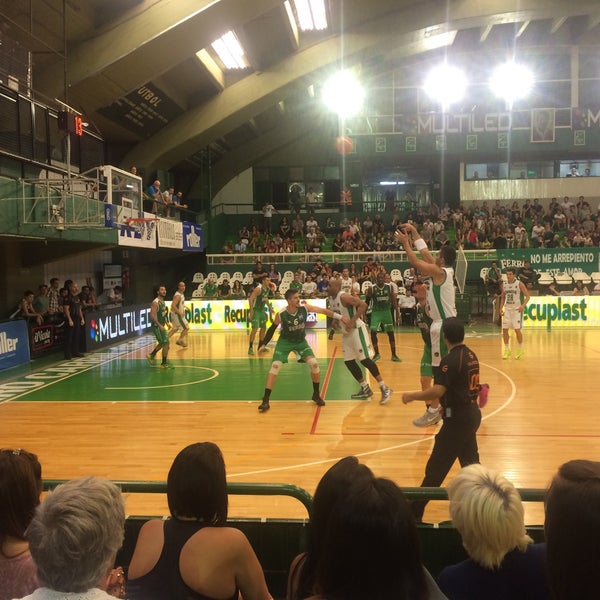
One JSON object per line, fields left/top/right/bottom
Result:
{"left": 123, "top": 216, "right": 158, "bottom": 228}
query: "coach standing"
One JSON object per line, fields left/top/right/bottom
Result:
{"left": 402, "top": 317, "right": 483, "bottom": 521}
{"left": 63, "top": 282, "right": 85, "bottom": 360}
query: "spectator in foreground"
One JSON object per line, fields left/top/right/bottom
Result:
{"left": 127, "top": 442, "right": 272, "bottom": 600}
{"left": 0, "top": 448, "right": 42, "bottom": 600}
{"left": 544, "top": 459, "right": 600, "bottom": 600}
{"left": 437, "top": 464, "right": 549, "bottom": 600}
{"left": 18, "top": 476, "right": 125, "bottom": 600}
{"left": 287, "top": 456, "right": 374, "bottom": 600}
{"left": 308, "top": 476, "right": 446, "bottom": 600}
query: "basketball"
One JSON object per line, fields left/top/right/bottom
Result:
{"left": 335, "top": 135, "right": 354, "bottom": 155}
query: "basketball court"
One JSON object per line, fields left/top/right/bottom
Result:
{"left": 0, "top": 324, "right": 598, "bottom": 524}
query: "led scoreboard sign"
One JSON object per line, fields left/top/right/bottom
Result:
{"left": 57, "top": 111, "right": 84, "bottom": 136}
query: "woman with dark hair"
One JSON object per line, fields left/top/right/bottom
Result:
{"left": 544, "top": 459, "right": 600, "bottom": 600}
{"left": 0, "top": 448, "right": 42, "bottom": 600}
{"left": 127, "top": 442, "right": 272, "bottom": 600}
{"left": 308, "top": 477, "right": 445, "bottom": 600}
{"left": 231, "top": 280, "right": 246, "bottom": 299}
{"left": 287, "top": 457, "right": 374, "bottom": 600}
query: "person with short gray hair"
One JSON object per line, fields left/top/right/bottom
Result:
{"left": 18, "top": 476, "right": 125, "bottom": 599}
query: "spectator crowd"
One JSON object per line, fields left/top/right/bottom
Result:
{"left": 1, "top": 443, "right": 596, "bottom": 600}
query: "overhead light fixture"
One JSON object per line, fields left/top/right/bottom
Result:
{"left": 322, "top": 70, "right": 365, "bottom": 118}
{"left": 211, "top": 31, "right": 248, "bottom": 70}
{"left": 424, "top": 64, "right": 467, "bottom": 108}
{"left": 490, "top": 62, "right": 534, "bottom": 106}
{"left": 285, "top": 0, "right": 328, "bottom": 31}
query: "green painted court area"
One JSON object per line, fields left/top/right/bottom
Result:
{"left": 3, "top": 350, "right": 359, "bottom": 404}
{"left": 0, "top": 326, "right": 498, "bottom": 405}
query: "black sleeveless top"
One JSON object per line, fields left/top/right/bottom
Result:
{"left": 127, "top": 519, "right": 239, "bottom": 600}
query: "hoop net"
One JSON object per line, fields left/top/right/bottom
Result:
{"left": 455, "top": 245, "right": 468, "bottom": 294}
{"left": 124, "top": 216, "right": 158, "bottom": 227}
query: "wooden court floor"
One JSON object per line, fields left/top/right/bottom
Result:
{"left": 1, "top": 325, "right": 598, "bottom": 524}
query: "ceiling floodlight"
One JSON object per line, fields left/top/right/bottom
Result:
{"left": 211, "top": 31, "right": 248, "bottom": 70}
{"left": 490, "top": 62, "right": 534, "bottom": 105}
{"left": 423, "top": 64, "right": 467, "bottom": 107}
{"left": 322, "top": 70, "right": 365, "bottom": 118}
{"left": 286, "top": 0, "right": 328, "bottom": 31}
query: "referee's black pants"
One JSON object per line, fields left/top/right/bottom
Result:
{"left": 411, "top": 404, "right": 481, "bottom": 521}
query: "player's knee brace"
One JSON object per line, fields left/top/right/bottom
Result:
{"left": 269, "top": 361, "right": 282, "bottom": 376}
{"left": 361, "top": 358, "right": 380, "bottom": 377}
{"left": 306, "top": 356, "right": 320, "bottom": 374}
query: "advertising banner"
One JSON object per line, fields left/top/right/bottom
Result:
{"left": 157, "top": 218, "right": 183, "bottom": 249}
{"left": 165, "top": 298, "right": 327, "bottom": 331}
{"left": 496, "top": 248, "right": 600, "bottom": 276}
{"left": 117, "top": 211, "right": 157, "bottom": 249}
{"left": 0, "top": 320, "right": 30, "bottom": 371}
{"left": 522, "top": 295, "right": 600, "bottom": 328}
{"left": 79, "top": 299, "right": 327, "bottom": 351}
{"left": 182, "top": 222, "right": 203, "bottom": 252}
{"left": 85, "top": 304, "right": 153, "bottom": 350}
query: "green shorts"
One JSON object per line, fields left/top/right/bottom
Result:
{"left": 251, "top": 309, "right": 268, "bottom": 329}
{"left": 420, "top": 345, "right": 433, "bottom": 378}
{"left": 370, "top": 309, "right": 394, "bottom": 332}
{"left": 152, "top": 324, "right": 169, "bottom": 345}
{"left": 273, "top": 339, "right": 314, "bottom": 363}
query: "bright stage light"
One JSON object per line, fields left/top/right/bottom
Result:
{"left": 423, "top": 64, "right": 467, "bottom": 107}
{"left": 490, "top": 62, "right": 534, "bottom": 105}
{"left": 322, "top": 70, "right": 365, "bottom": 118}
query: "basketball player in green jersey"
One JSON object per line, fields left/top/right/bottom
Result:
{"left": 411, "top": 281, "right": 441, "bottom": 427}
{"left": 366, "top": 272, "right": 401, "bottom": 362}
{"left": 147, "top": 285, "right": 173, "bottom": 369}
{"left": 256, "top": 289, "right": 350, "bottom": 412}
{"left": 248, "top": 275, "right": 274, "bottom": 355}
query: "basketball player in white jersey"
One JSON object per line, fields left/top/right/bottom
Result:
{"left": 499, "top": 267, "right": 530, "bottom": 359}
{"left": 169, "top": 281, "right": 190, "bottom": 347}
{"left": 395, "top": 223, "right": 457, "bottom": 424}
{"left": 327, "top": 277, "right": 393, "bottom": 404}
{"left": 328, "top": 269, "right": 360, "bottom": 339}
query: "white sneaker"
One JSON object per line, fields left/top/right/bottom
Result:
{"left": 380, "top": 386, "right": 393, "bottom": 405}
{"left": 412, "top": 410, "right": 442, "bottom": 427}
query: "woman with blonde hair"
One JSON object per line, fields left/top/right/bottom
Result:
{"left": 437, "top": 463, "right": 549, "bottom": 599}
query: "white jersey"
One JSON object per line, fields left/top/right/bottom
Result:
{"left": 503, "top": 279, "right": 521, "bottom": 310}
{"left": 173, "top": 291, "right": 185, "bottom": 312}
{"left": 340, "top": 277, "right": 354, "bottom": 294}
{"left": 425, "top": 267, "right": 456, "bottom": 322}
{"left": 329, "top": 291, "right": 365, "bottom": 331}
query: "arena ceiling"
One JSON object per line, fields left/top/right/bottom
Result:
{"left": 2, "top": 0, "right": 600, "bottom": 192}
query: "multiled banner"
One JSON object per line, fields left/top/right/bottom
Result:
{"left": 85, "top": 304, "right": 153, "bottom": 350}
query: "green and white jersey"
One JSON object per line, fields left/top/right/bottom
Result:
{"left": 252, "top": 285, "right": 271, "bottom": 312}
{"left": 279, "top": 306, "right": 308, "bottom": 343}
{"left": 155, "top": 299, "right": 168, "bottom": 326}
{"left": 425, "top": 267, "right": 456, "bottom": 322}
{"left": 503, "top": 279, "right": 521, "bottom": 310}
{"left": 416, "top": 304, "right": 432, "bottom": 347}
{"left": 329, "top": 291, "right": 365, "bottom": 329}
{"left": 371, "top": 284, "right": 393, "bottom": 311}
